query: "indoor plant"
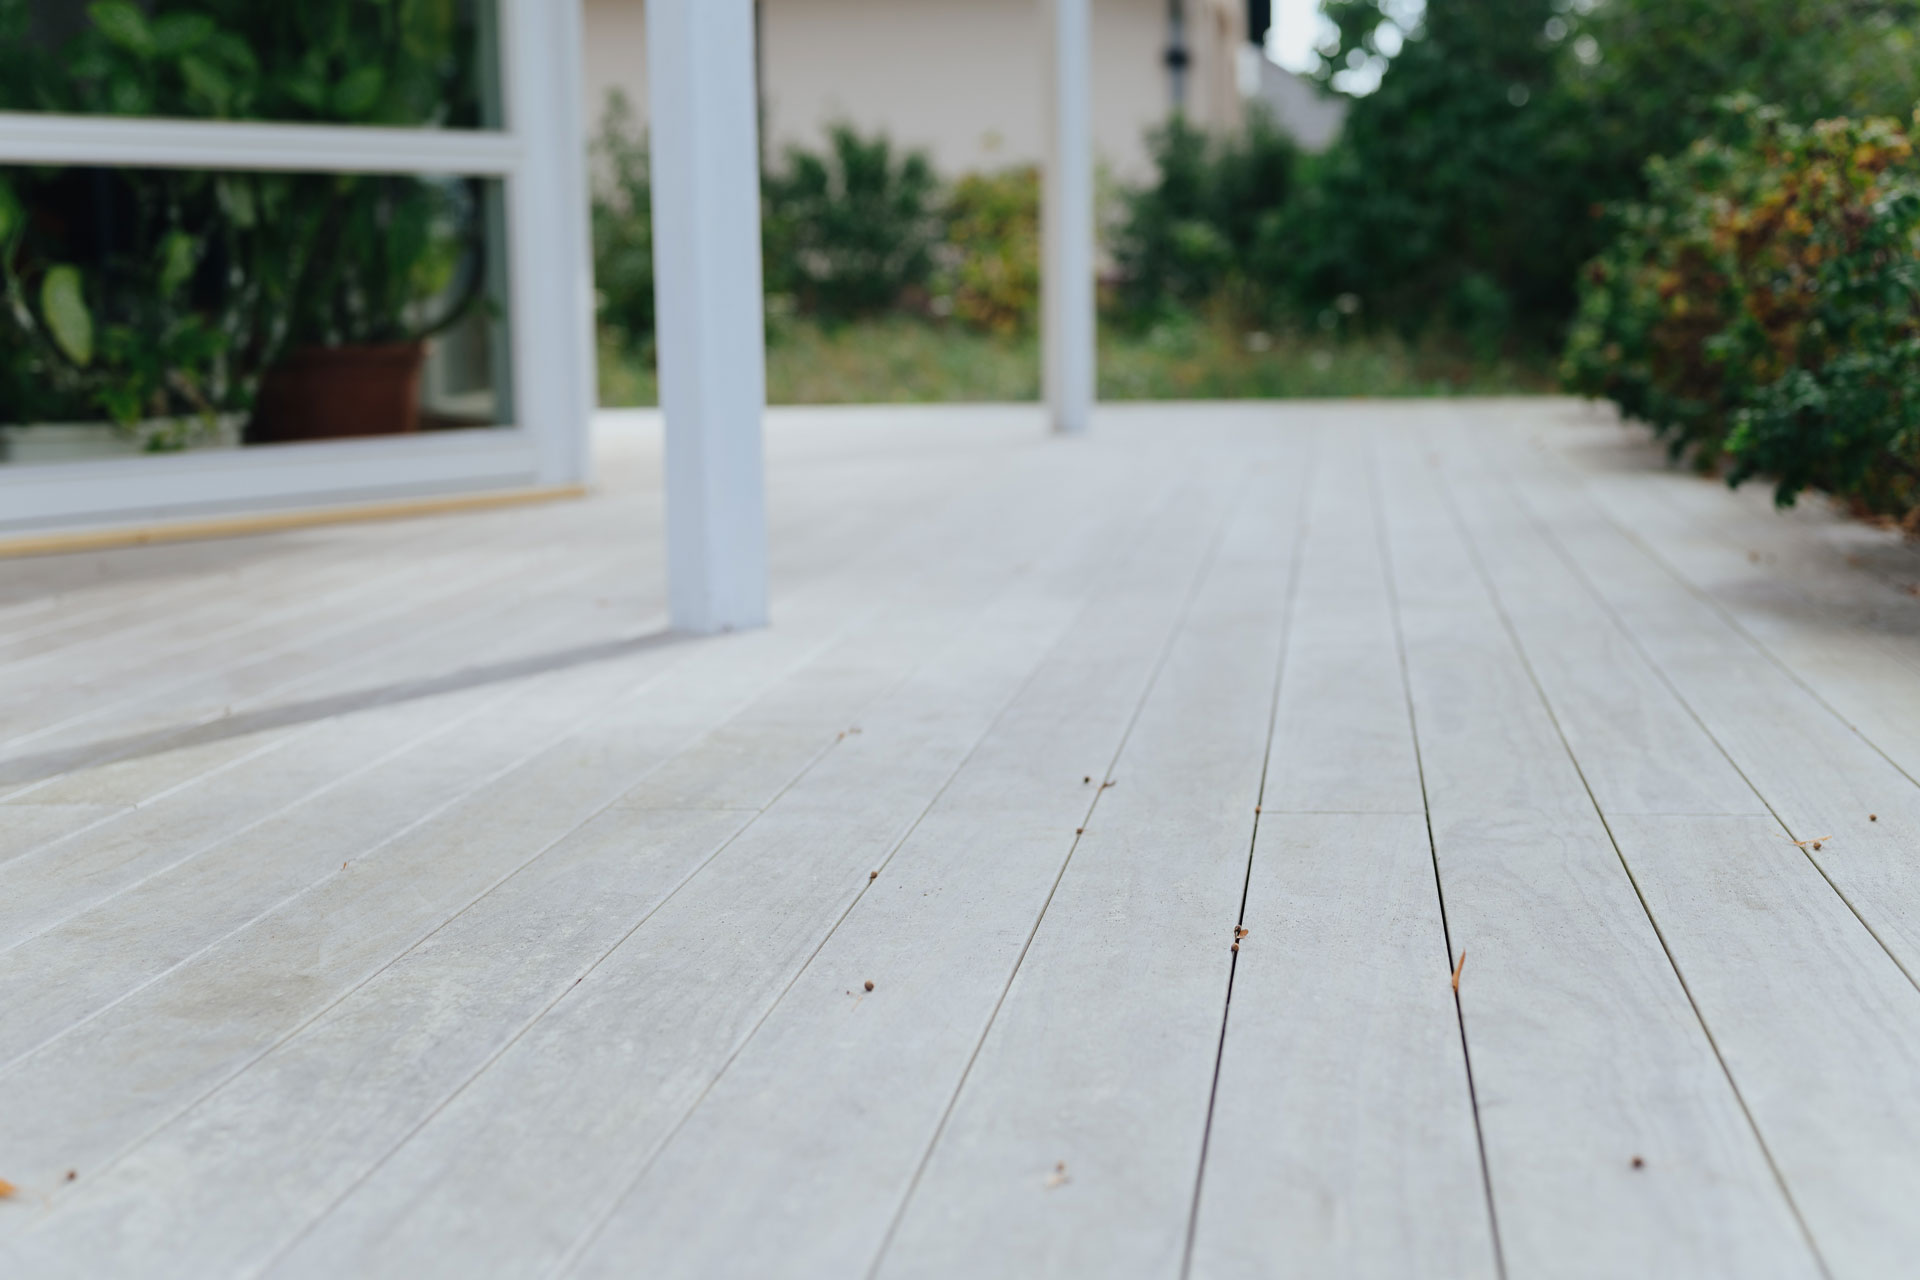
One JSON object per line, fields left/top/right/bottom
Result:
{"left": 0, "top": 0, "right": 492, "bottom": 450}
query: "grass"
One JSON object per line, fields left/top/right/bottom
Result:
{"left": 597, "top": 311, "right": 1557, "bottom": 408}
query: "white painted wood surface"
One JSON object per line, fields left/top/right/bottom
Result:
{"left": 1189, "top": 439, "right": 1495, "bottom": 1280}
{"left": 646, "top": 0, "right": 771, "bottom": 632}
{"left": 6, "top": 403, "right": 1920, "bottom": 1278}
{"left": 1373, "top": 425, "right": 1817, "bottom": 1279}
{"left": 565, "top": 467, "right": 1241, "bottom": 1278}
{"left": 879, "top": 456, "right": 1302, "bottom": 1276}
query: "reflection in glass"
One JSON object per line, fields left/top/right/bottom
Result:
{"left": 0, "top": 165, "right": 510, "bottom": 463}
{"left": 0, "top": 0, "right": 500, "bottom": 129}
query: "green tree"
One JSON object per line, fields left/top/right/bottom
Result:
{"left": 1110, "top": 108, "right": 1299, "bottom": 324}
{"left": 1281, "top": 0, "right": 1920, "bottom": 348}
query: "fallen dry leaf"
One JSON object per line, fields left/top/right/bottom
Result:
{"left": 1452, "top": 949, "right": 1467, "bottom": 993}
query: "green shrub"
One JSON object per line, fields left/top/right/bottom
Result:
{"left": 935, "top": 167, "right": 1039, "bottom": 335}
{"left": 762, "top": 124, "right": 940, "bottom": 322}
{"left": 1567, "top": 101, "right": 1920, "bottom": 514}
{"left": 1724, "top": 168, "right": 1920, "bottom": 511}
{"left": 1108, "top": 110, "right": 1299, "bottom": 324}
{"left": 589, "top": 109, "right": 1033, "bottom": 343}
{"left": 590, "top": 90, "right": 654, "bottom": 354}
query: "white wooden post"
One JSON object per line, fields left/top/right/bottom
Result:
{"left": 502, "top": 0, "right": 595, "bottom": 490}
{"left": 647, "top": 0, "right": 771, "bottom": 633}
{"left": 1043, "top": 0, "right": 1097, "bottom": 437}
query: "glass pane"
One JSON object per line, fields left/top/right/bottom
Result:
{"left": 0, "top": 1, "right": 502, "bottom": 129}
{"left": 0, "top": 163, "right": 512, "bottom": 464}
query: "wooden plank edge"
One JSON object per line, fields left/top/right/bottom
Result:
{"left": 0, "top": 486, "right": 591, "bottom": 560}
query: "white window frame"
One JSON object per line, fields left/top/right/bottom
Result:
{"left": 0, "top": 0, "right": 594, "bottom": 535}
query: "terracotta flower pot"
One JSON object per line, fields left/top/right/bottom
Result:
{"left": 250, "top": 341, "right": 426, "bottom": 442}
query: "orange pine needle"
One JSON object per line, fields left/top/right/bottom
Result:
{"left": 1451, "top": 949, "right": 1467, "bottom": 993}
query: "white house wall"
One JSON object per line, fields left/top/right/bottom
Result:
{"left": 581, "top": 0, "right": 1246, "bottom": 184}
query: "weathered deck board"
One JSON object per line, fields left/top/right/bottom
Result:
{"left": 258, "top": 453, "right": 1166, "bottom": 1280}
{"left": 5, "top": 404, "right": 1920, "bottom": 1278}
{"left": 1496, "top": 426, "right": 1920, "bottom": 984}
{"left": 1375, "top": 425, "right": 1817, "bottom": 1278}
{"left": 1457, "top": 416, "right": 1920, "bottom": 1276}
{"left": 876, "top": 452, "right": 1300, "bottom": 1277}
{"left": 1189, "top": 439, "right": 1495, "bottom": 1279}
{"left": 551, "top": 464, "right": 1236, "bottom": 1280}
{"left": 0, "top": 435, "right": 1117, "bottom": 1233}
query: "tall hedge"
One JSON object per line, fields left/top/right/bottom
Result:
{"left": 1565, "top": 101, "right": 1920, "bottom": 516}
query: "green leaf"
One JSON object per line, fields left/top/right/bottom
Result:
{"left": 150, "top": 12, "right": 214, "bottom": 56}
{"left": 215, "top": 175, "right": 257, "bottom": 229}
{"left": 41, "top": 266, "right": 94, "bottom": 367}
{"left": 87, "top": 2, "right": 154, "bottom": 57}
{"left": 107, "top": 77, "right": 149, "bottom": 115}
{"left": 178, "top": 53, "right": 231, "bottom": 112}
{"left": 331, "top": 66, "right": 385, "bottom": 118}
{"left": 281, "top": 67, "right": 327, "bottom": 111}
{"left": 157, "top": 231, "right": 196, "bottom": 297}
{"left": 0, "top": 177, "right": 20, "bottom": 244}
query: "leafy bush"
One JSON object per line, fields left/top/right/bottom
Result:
{"left": 590, "top": 90, "right": 654, "bottom": 354}
{"left": 762, "top": 125, "right": 940, "bottom": 322}
{"left": 1566, "top": 101, "right": 1920, "bottom": 514}
{"left": 1108, "top": 110, "right": 1299, "bottom": 324}
{"left": 589, "top": 107, "right": 1035, "bottom": 343}
{"left": 935, "top": 167, "right": 1039, "bottom": 335}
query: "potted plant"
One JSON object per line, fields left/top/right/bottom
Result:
{"left": 0, "top": 0, "right": 492, "bottom": 453}
{"left": 246, "top": 171, "right": 487, "bottom": 441}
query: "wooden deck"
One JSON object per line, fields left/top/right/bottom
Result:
{"left": 5, "top": 399, "right": 1920, "bottom": 1278}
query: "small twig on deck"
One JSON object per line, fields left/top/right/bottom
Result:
{"left": 1452, "top": 949, "right": 1467, "bottom": 993}
{"left": 1786, "top": 834, "right": 1832, "bottom": 850}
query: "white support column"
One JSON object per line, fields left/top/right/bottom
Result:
{"left": 647, "top": 0, "right": 771, "bottom": 633}
{"left": 502, "top": 0, "right": 595, "bottom": 489}
{"left": 1043, "top": 0, "right": 1097, "bottom": 437}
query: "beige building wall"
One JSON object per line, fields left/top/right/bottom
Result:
{"left": 580, "top": 0, "right": 1246, "bottom": 184}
